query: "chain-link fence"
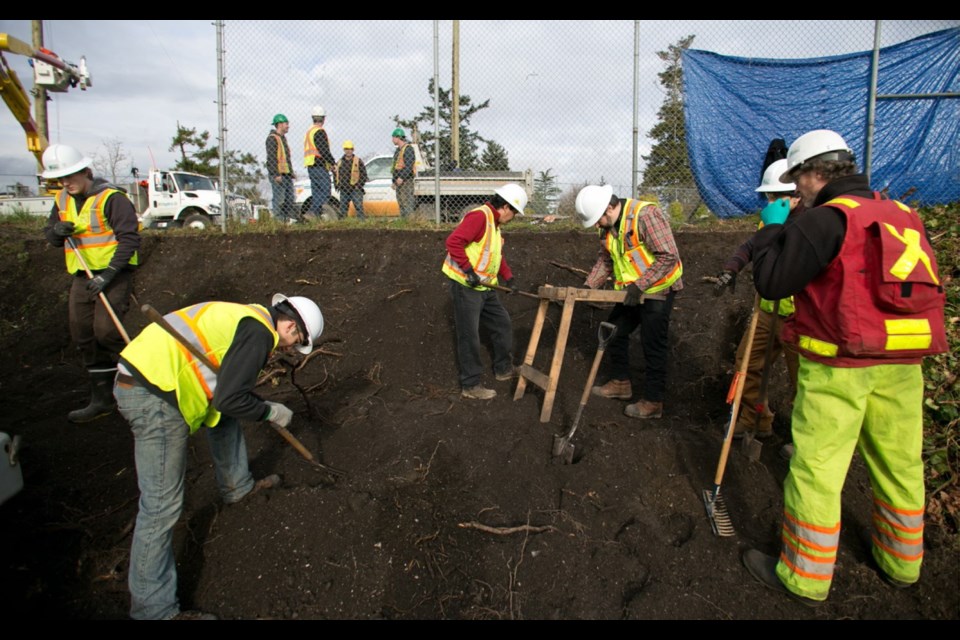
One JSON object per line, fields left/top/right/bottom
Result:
{"left": 217, "top": 20, "right": 957, "bottom": 223}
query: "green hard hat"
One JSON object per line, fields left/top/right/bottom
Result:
{"left": 392, "top": 127, "right": 406, "bottom": 139}
{"left": 272, "top": 113, "right": 289, "bottom": 125}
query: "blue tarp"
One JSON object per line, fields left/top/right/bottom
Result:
{"left": 682, "top": 27, "right": 960, "bottom": 218}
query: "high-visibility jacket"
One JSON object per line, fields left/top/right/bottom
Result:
{"left": 786, "top": 193, "right": 947, "bottom": 366}
{"left": 119, "top": 302, "right": 278, "bottom": 432}
{"left": 270, "top": 132, "right": 290, "bottom": 174}
{"left": 393, "top": 143, "right": 416, "bottom": 176}
{"left": 441, "top": 205, "right": 503, "bottom": 291}
{"left": 303, "top": 125, "right": 331, "bottom": 169}
{"left": 604, "top": 199, "right": 682, "bottom": 294}
{"left": 335, "top": 156, "right": 361, "bottom": 187}
{"left": 56, "top": 188, "right": 138, "bottom": 274}
{"left": 756, "top": 220, "right": 795, "bottom": 316}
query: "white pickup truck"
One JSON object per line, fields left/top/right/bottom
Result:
{"left": 294, "top": 143, "right": 533, "bottom": 222}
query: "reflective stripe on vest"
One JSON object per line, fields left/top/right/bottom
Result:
{"left": 603, "top": 199, "right": 682, "bottom": 294}
{"left": 336, "top": 156, "right": 361, "bottom": 186}
{"left": 872, "top": 497, "right": 924, "bottom": 562}
{"left": 303, "top": 124, "right": 327, "bottom": 168}
{"left": 57, "top": 188, "right": 138, "bottom": 274}
{"left": 441, "top": 205, "right": 503, "bottom": 290}
{"left": 393, "top": 143, "right": 416, "bottom": 176}
{"left": 271, "top": 133, "right": 290, "bottom": 174}
{"left": 119, "top": 302, "right": 278, "bottom": 432}
{"left": 760, "top": 296, "right": 795, "bottom": 316}
{"left": 780, "top": 510, "right": 839, "bottom": 581}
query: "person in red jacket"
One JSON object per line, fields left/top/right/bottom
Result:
{"left": 441, "top": 184, "right": 528, "bottom": 400}
{"left": 742, "top": 129, "right": 947, "bottom": 605}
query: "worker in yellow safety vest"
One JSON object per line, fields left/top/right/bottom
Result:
{"left": 442, "top": 183, "right": 527, "bottom": 400}
{"left": 266, "top": 113, "right": 296, "bottom": 223}
{"left": 41, "top": 143, "right": 141, "bottom": 424}
{"left": 334, "top": 140, "right": 368, "bottom": 220}
{"left": 303, "top": 106, "right": 336, "bottom": 219}
{"left": 391, "top": 127, "right": 417, "bottom": 218}
{"left": 114, "top": 294, "right": 324, "bottom": 620}
{"left": 743, "top": 129, "right": 947, "bottom": 605}
{"left": 575, "top": 184, "right": 684, "bottom": 420}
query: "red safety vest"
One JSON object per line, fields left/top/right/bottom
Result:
{"left": 786, "top": 193, "right": 947, "bottom": 366}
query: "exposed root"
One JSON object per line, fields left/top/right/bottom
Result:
{"left": 457, "top": 521, "right": 558, "bottom": 535}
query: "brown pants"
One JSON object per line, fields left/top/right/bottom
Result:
{"left": 68, "top": 269, "right": 133, "bottom": 369}
{"left": 734, "top": 308, "right": 799, "bottom": 431}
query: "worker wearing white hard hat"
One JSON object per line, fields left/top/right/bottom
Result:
{"left": 441, "top": 184, "right": 527, "bottom": 400}
{"left": 41, "top": 143, "right": 141, "bottom": 424}
{"left": 303, "top": 106, "right": 336, "bottom": 221}
{"left": 742, "top": 129, "right": 946, "bottom": 605}
{"left": 115, "top": 292, "right": 324, "bottom": 620}
{"left": 712, "top": 156, "right": 804, "bottom": 443}
{"left": 574, "top": 184, "right": 684, "bottom": 420}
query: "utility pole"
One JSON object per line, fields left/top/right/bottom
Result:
{"left": 32, "top": 20, "right": 48, "bottom": 171}
{"left": 451, "top": 20, "right": 460, "bottom": 170}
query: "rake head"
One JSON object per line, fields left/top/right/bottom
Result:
{"left": 702, "top": 489, "right": 736, "bottom": 537}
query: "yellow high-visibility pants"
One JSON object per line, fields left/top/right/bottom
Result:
{"left": 776, "top": 356, "right": 925, "bottom": 600}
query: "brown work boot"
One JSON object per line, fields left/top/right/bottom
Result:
{"left": 462, "top": 385, "right": 497, "bottom": 400}
{"left": 591, "top": 379, "right": 632, "bottom": 400}
{"left": 732, "top": 420, "right": 774, "bottom": 440}
{"left": 624, "top": 399, "right": 663, "bottom": 419}
{"left": 741, "top": 549, "right": 823, "bottom": 607}
{"left": 250, "top": 474, "right": 282, "bottom": 496}
{"left": 495, "top": 365, "right": 519, "bottom": 382}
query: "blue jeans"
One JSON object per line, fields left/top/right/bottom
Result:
{"left": 449, "top": 279, "right": 513, "bottom": 388}
{"left": 339, "top": 188, "right": 365, "bottom": 220}
{"left": 271, "top": 174, "right": 295, "bottom": 221}
{"left": 307, "top": 165, "right": 331, "bottom": 215}
{"left": 116, "top": 384, "right": 254, "bottom": 620}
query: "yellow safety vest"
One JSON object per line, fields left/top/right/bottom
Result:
{"left": 271, "top": 133, "right": 290, "bottom": 174}
{"left": 603, "top": 199, "right": 682, "bottom": 294}
{"left": 119, "top": 302, "right": 278, "bottom": 432}
{"left": 335, "top": 156, "right": 361, "bottom": 186}
{"left": 303, "top": 124, "right": 330, "bottom": 169}
{"left": 56, "top": 188, "right": 138, "bottom": 274}
{"left": 393, "top": 143, "right": 417, "bottom": 176}
{"left": 441, "top": 205, "right": 503, "bottom": 290}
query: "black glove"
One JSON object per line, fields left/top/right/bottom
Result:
{"left": 713, "top": 270, "right": 737, "bottom": 296}
{"left": 463, "top": 267, "right": 481, "bottom": 288}
{"left": 52, "top": 221, "right": 76, "bottom": 238}
{"left": 623, "top": 283, "right": 643, "bottom": 307}
{"left": 86, "top": 266, "right": 117, "bottom": 295}
{"left": 503, "top": 278, "right": 519, "bottom": 294}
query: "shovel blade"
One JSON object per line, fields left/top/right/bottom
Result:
{"left": 552, "top": 434, "right": 574, "bottom": 464}
{"left": 740, "top": 432, "right": 763, "bottom": 462}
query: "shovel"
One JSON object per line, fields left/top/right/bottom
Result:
{"left": 703, "top": 295, "right": 761, "bottom": 536}
{"left": 140, "top": 304, "right": 345, "bottom": 476}
{"left": 481, "top": 281, "right": 541, "bottom": 300}
{"left": 551, "top": 321, "right": 617, "bottom": 464}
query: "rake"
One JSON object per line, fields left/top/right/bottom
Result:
{"left": 703, "top": 295, "right": 761, "bottom": 537}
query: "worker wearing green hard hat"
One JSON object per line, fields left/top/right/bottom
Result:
{"left": 391, "top": 127, "right": 416, "bottom": 218}
{"left": 272, "top": 113, "right": 289, "bottom": 125}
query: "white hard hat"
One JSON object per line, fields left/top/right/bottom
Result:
{"left": 756, "top": 159, "right": 796, "bottom": 193}
{"left": 495, "top": 183, "right": 528, "bottom": 215}
{"left": 41, "top": 144, "right": 92, "bottom": 179}
{"left": 574, "top": 184, "right": 613, "bottom": 228}
{"left": 312, "top": 105, "right": 326, "bottom": 118}
{"left": 272, "top": 293, "right": 324, "bottom": 355}
{"left": 780, "top": 129, "right": 853, "bottom": 183}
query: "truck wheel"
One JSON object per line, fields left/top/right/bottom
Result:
{"left": 182, "top": 212, "right": 212, "bottom": 229}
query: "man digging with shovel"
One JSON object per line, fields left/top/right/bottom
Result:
{"left": 114, "top": 293, "right": 324, "bottom": 620}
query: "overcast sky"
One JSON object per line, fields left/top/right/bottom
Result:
{"left": 2, "top": 20, "right": 955, "bottom": 200}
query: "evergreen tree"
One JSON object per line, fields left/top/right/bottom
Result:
{"left": 169, "top": 124, "right": 218, "bottom": 175}
{"left": 530, "top": 168, "right": 561, "bottom": 215}
{"left": 394, "top": 78, "right": 495, "bottom": 171}
{"left": 479, "top": 141, "right": 510, "bottom": 171}
{"left": 640, "top": 35, "right": 696, "bottom": 192}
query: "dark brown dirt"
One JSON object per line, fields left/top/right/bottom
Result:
{"left": 0, "top": 225, "right": 957, "bottom": 620}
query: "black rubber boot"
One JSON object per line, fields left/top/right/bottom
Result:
{"left": 68, "top": 369, "right": 117, "bottom": 423}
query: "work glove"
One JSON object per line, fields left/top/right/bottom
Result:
{"left": 52, "top": 221, "right": 76, "bottom": 238}
{"left": 503, "top": 278, "right": 519, "bottom": 294}
{"left": 623, "top": 283, "right": 643, "bottom": 307}
{"left": 264, "top": 401, "right": 294, "bottom": 428}
{"left": 463, "top": 267, "right": 481, "bottom": 289}
{"left": 713, "top": 270, "right": 736, "bottom": 296}
{"left": 86, "top": 266, "right": 117, "bottom": 296}
{"left": 760, "top": 197, "right": 790, "bottom": 226}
